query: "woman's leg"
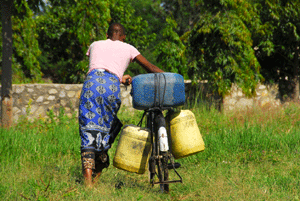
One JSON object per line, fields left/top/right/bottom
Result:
{"left": 83, "top": 168, "right": 93, "bottom": 187}
{"left": 93, "top": 151, "right": 109, "bottom": 184}
{"left": 81, "top": 149, "right": 96, "bottom": 187}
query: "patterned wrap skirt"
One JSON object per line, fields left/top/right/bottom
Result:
{"left": 79, "top": 69, "right": 122, "bottom": 154}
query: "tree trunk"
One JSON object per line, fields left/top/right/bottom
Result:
{"left": 1, "top": 0, "right": 14, "bottom": 128}
{"left": 292, "top": 44, "right": 300, "bottom": 101}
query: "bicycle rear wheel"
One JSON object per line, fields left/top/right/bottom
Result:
{"left": 147, "top": 110, "right": 170, "bottom": 193}
{"left": 155, "top": 112, "right": 169, "bottom": 193}
{"left": 157, "top": 151, "right": 169, "bottom": 192}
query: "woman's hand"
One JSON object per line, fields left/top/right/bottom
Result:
{"left": 122, "top": 74, "right": 132, "bottom": 85}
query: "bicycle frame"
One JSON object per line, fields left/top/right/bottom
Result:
{"left": 143, "top": 107, "right": 182, "bottom": 192}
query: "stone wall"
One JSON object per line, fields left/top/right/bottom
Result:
{"left": 3, "top": 84, "right": 133, "bottom": 122}
{"left": 0, "top": 82, "right": 282, "bottom": 122}
{"left": 223, "top": 83, "right": 281, "bottom": 111}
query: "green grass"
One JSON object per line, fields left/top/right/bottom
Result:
{"left": 1, "top": 103, "right": 300, "bottom": 200}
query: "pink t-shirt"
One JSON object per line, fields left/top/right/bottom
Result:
{"left": 86, "top": 39, "right": 140, "bottom": 81}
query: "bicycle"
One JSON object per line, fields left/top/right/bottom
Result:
{"left": 137, "top": 107, "right": 182, "bottom": 193}
{"left": 133, "top": 73, "right": 184, "bottom": 193}
{"left": 114, "top": 73, "right": 185, "bottom": 193}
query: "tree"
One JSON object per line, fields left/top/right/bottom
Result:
{"left": 36, "top": 0, "right": 157, "bottom": 83}
{"left": 1, "top": 0, "right": 13, "bottom": 128}
{"left": 127, "top": 0, "right": 167, "bottom": 42}
{"left": 157, "top": 0, "right": 263, "bottom": 97}
{"left": 110, "top": 0, "right": 156, "bottom": 51}
{"left": 254, "top": 0, "right": 300, "bottom": 101}
{"left": 36, "top": 0, "right": 111, "bottom": 83}
{"left": 160, "top": 0, "right": 202, "bottom": 36}
{"left": 1, "top": 0, "right": 44, "bottom": 84}
{"left": 157, "top": 0, "right": 300, "bottom": 100}
{"left": 155, "top": 17, "right": 188, "bottom": 79}
{"left": 12, "top": 0, "right": 42, "bottom": 82}
{"left": 1, "top": 0, "right": 47, "bottom": 127}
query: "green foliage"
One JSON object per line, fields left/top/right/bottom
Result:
{"left": 1, "top": 0, "right": 46, "bottom": 83}
{"left": 110, "top": 0, "right": 156, "bottom": 51}
{"left": 189, "top": 10, "right": 261, "bottom": 96}
{"left": 14, "top": 0, "right": 46, "bottom": 14}
{"left": 0, "top": 25, "right": 2, "bottom": 67}
{"left": 128, "top": 0, "right": 167, "bottom": 41}
{"left": 71, "top": 0, "right": 111, "bottom": 82}
{"left": 36, "top": 0, "right": 111, "bottom": 83}
{"left": 161, "top": 0, "right": 203, "bottom": 36}
{"left": 2, "top": 0, "right": 156, "bottom": 84}
{"left": 3, "top": 0, "right": 300, "bottom": 97}
{"left": 254, "top": 0, "right": 300, "bottom": 96}
{"left": 123, "top": 0, "right": 168, "bottom": 75}
{"left": 156, "top": 0, "right": 298, "bottom": 98}
{"left": 9, "top": 0, "right": 43, "bottom": 83}
{"left": 35, "top": 0, "right": 155, "bottom": 83}
{"left": 157, "top": 0, "right": 263, "bottom": 97}
{"left": 155, "top": 17, "right": 188, "bottom": 78}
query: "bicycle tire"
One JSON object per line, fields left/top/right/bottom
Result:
{"left": 159, "top": 151, "right": 169, "bottom": 192}
{"left": 148, "top": 159, "right": 155, "bottom": 185}
{"left": 155, "top": 112, "right": 170, "bottom": 193}
{"left": 147, "top": 110, "right": 170, "bottom": 193}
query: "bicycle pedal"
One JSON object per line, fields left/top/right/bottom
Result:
{"left": 167, "top": 162, "right": 181, "bottom": 169}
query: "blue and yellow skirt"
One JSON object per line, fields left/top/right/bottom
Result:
{"left": 79, "top": 69, "right": 122, "bottom": 154}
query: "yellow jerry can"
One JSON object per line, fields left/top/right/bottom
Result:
{"left": 113, "top": 125, "right": 152, "bottom": 174}
{"left": 167, "top": 110, "right": 205, "bottom": 159}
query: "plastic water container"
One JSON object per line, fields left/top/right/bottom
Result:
{"left": 131, "top": 73, "right": 185, "bottom": 110}
{"left": 113, "top": 125, "right": 152, "bottom": 174}
{"left": 167, "top": 110, "right": 205, "bottom": 159}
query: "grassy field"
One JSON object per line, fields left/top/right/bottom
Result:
{"left": 1, "top": 103, "right": 300, "bottom": 200}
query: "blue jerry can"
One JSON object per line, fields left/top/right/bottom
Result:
{"left": 131, "top": 73, "right": 185, "bottom": 110}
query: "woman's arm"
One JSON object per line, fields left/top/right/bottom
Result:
{"left": 134, "top": 54, "right": 164, "bottom": 73}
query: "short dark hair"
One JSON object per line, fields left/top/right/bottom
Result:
{"left": 107, "top": 23, "right": 126, "bottom": 38}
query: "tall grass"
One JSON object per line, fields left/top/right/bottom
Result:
{"left": 1, "top": 103, "right": 300, "bottom": 200}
